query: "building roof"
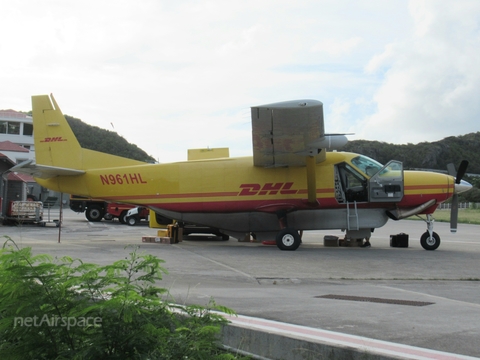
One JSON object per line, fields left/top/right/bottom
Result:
{"left": 0, "top": 141, "right": 29, "bottom": 153}
{"left": 0, "top": 152, "right": 16, "bottom": 166}
{"left": 0, "top": 109, "right": 31, "bottom": 120}
{"left": 7, "top": 171, "right": 35, "bottom": 182}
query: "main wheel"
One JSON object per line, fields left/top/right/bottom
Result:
{"left": 103, "top": 213, "right": 114, "bottom": 221}
{"left": 276, "top": 228, "right": 301, "bottom": 251}
{"left": 85, "top": 205, "right": 103, "bottom": 222}
{"left": 420, "top": 231, "right": 441, "bottom": 250}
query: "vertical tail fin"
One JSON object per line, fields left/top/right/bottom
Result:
{"left": 32, "top": 94, "right": 146, "bottom": 171}
{"left": 33, "top": 94, "right": 83, "bottom": 169}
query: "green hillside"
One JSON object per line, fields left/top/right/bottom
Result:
{"left": 343, "top": 132, "right": 480, "bottom": 202}
{"left": 38, "top": 112, "right": 480, "bottom": 201}
{"left": 65, "top": 115, "right": 156, "bottom": 163}
{"left": 343, "top": 132, "right": 480, "bottom": 174}
{"left": 55, "top": 113, "right": 480, "bottom": 175}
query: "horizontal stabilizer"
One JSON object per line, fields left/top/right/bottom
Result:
{"left": 10, "top": 160, "right": 85, "bottom": 179}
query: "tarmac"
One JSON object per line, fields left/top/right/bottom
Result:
{"left": 1, "top": 208, "right": 479, "bottom": 359}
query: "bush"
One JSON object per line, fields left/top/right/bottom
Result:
{"left": 0, "top": 238, "right": 238, "bottom": 359}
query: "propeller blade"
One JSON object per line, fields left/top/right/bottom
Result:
{"left": 447, "top": 163, "right": 456, "bottom": 177}
{"left": 455, "top": 160, "right": 469, "bottom": 184}
{"left": 448, "top": 160, "right": 469, "bottom": 233}
{"left": 450, "top": 193, "right": 459, "bottom": 233}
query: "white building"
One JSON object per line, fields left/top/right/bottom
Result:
{"left": 0, "top": 109, "right": 42, "bottom": 208}
{"left": 0, "top": 109, "right": 35, "bottom": 160}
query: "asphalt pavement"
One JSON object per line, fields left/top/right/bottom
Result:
{"left": 1, "top": 209, "right": 479, "bottom": 358}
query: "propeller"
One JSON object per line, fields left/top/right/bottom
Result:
{"left": 447, "top": 160, "right": 469, "bottom": 233}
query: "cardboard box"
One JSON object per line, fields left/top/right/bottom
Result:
{"left": 324, "top": 235, "right": 339, "bottom": 247}
{"left": 141, "top": 236, "right": 174, "bottom": 244}
{"left": 157, "top": 230, "right": 169, "bottom": 237}
{"left": 390, "top": 233, "right": 409, "bottom": 248}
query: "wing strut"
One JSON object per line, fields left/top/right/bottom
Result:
{"left": 306, "top": 156, "right": 318, "bottom": 204}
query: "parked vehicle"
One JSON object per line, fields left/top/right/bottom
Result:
{"left": 69, "top": 195, "right": 107, "bottom": 222}
{"left": 69, "top": 195, "right": 146, "bottom": 224}
{"left": 124, "top": 207, "right": 149, "bottom": 226}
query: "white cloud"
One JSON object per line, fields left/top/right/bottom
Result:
{"left": 312, "top": 37, "right": 363, "bottom": 57}
{"left": 358, "top": 0, "right": 480, "bottom": 144}
{"left": 0, "top": 0, "right": 478, "bottom": 162}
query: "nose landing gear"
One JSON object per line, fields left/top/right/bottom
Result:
{"left": 420, "top": 214, "right": 441, "bottom": 250}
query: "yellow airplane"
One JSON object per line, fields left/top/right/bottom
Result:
{"left": 13, "top": 95, "right": 472, "bottom": 251}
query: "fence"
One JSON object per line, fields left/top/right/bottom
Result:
{"left": 438, "top": 202, "right": 480, "bottom": 210}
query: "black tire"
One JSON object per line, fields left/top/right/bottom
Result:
{"left": 103, "top": 213, "right": 114, "bottom": 221}
{"left": 276, "top": 228, "right": 301, "bottom": 251}
{"left": 119, "top": 211, "right": 128, "bottom": 224}
{"left": 126, "top": 216, "right": 138, "bottom": 226}
{"left": 420, "top": 231, "right": 441, "bottom": 250}
{"left": 85, "top": 205, "right": 103, "bottom": 222}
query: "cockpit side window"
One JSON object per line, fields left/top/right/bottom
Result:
{"left": 351, "top": 155, "right": 383, "bottom": 177}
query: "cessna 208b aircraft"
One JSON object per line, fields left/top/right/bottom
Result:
{"left": 13, "top": 95, "right": 472, "bottom": 251}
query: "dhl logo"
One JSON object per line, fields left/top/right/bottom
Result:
{"left": 239, "top": 182, "right": 298, "bottom": 196}
{"left": 40, "top": 137, "right": 67, "bottom": 142}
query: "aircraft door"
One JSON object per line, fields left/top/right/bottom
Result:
{"left": 368, "top": 160, "right": 404, "bottom": 202}
{"left": 336, "top": 163, "right": 368, "bottom": 203}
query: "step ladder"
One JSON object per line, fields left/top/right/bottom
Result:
{"left": 346, "top": 201, "right": 359, "bottom": 231}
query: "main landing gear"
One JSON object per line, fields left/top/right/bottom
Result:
{"left": 276, "top": 228, "right": 302, "bottom": 251}
{"left": 275, "top": 212, "right": 303, "bottom": 251}
{"left": 419, "top": 214, "right": 441, "bottom": 251}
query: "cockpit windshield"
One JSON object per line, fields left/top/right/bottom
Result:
{"left": 350, "top": 155, "right": 383, "bottom": 177}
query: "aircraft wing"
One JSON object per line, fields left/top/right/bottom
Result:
{"left": 10, "top": 160, "right": 85, "bottom": 179}
{"left": 251, "top": 100, "right": 348, "bottom": 167}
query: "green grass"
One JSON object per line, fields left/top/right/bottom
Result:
{"left": 410, "top": 208, "right": 480, "bottom": 225}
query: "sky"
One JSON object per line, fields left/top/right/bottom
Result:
{"left": 1, "top": 0, "right": 479, "bottom": 163}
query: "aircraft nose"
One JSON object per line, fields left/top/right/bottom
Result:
{"left": 455, "top": 179, "right": 473, "bottom": 194}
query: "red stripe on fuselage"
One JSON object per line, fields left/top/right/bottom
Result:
{"left": 404, "top": 184, "right": 452, "bottom": 191}
{"left": 100, "top": 187, "right": 452, "bottom": 214}
{"left": 102, "top": 188, "right": 334, "bottom": 202}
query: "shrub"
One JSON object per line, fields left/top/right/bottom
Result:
{"left": 0, "top": 238, "right": 238, "bottom": 359}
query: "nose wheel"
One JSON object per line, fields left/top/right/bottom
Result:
{"left": 420, "top": 231, "right": 440, "bottom": 250}
{"left": 420, "top": 214, "right": 441, "bottom": 250}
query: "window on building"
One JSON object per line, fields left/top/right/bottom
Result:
{"left": 8, "top": 122, "right": 20, "bottom": 135}
{"left": 23, "top": 123, "right": 33, "bottom": 136}
{"left": 0, "top": 121, "right": 6, "bottom": 134}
